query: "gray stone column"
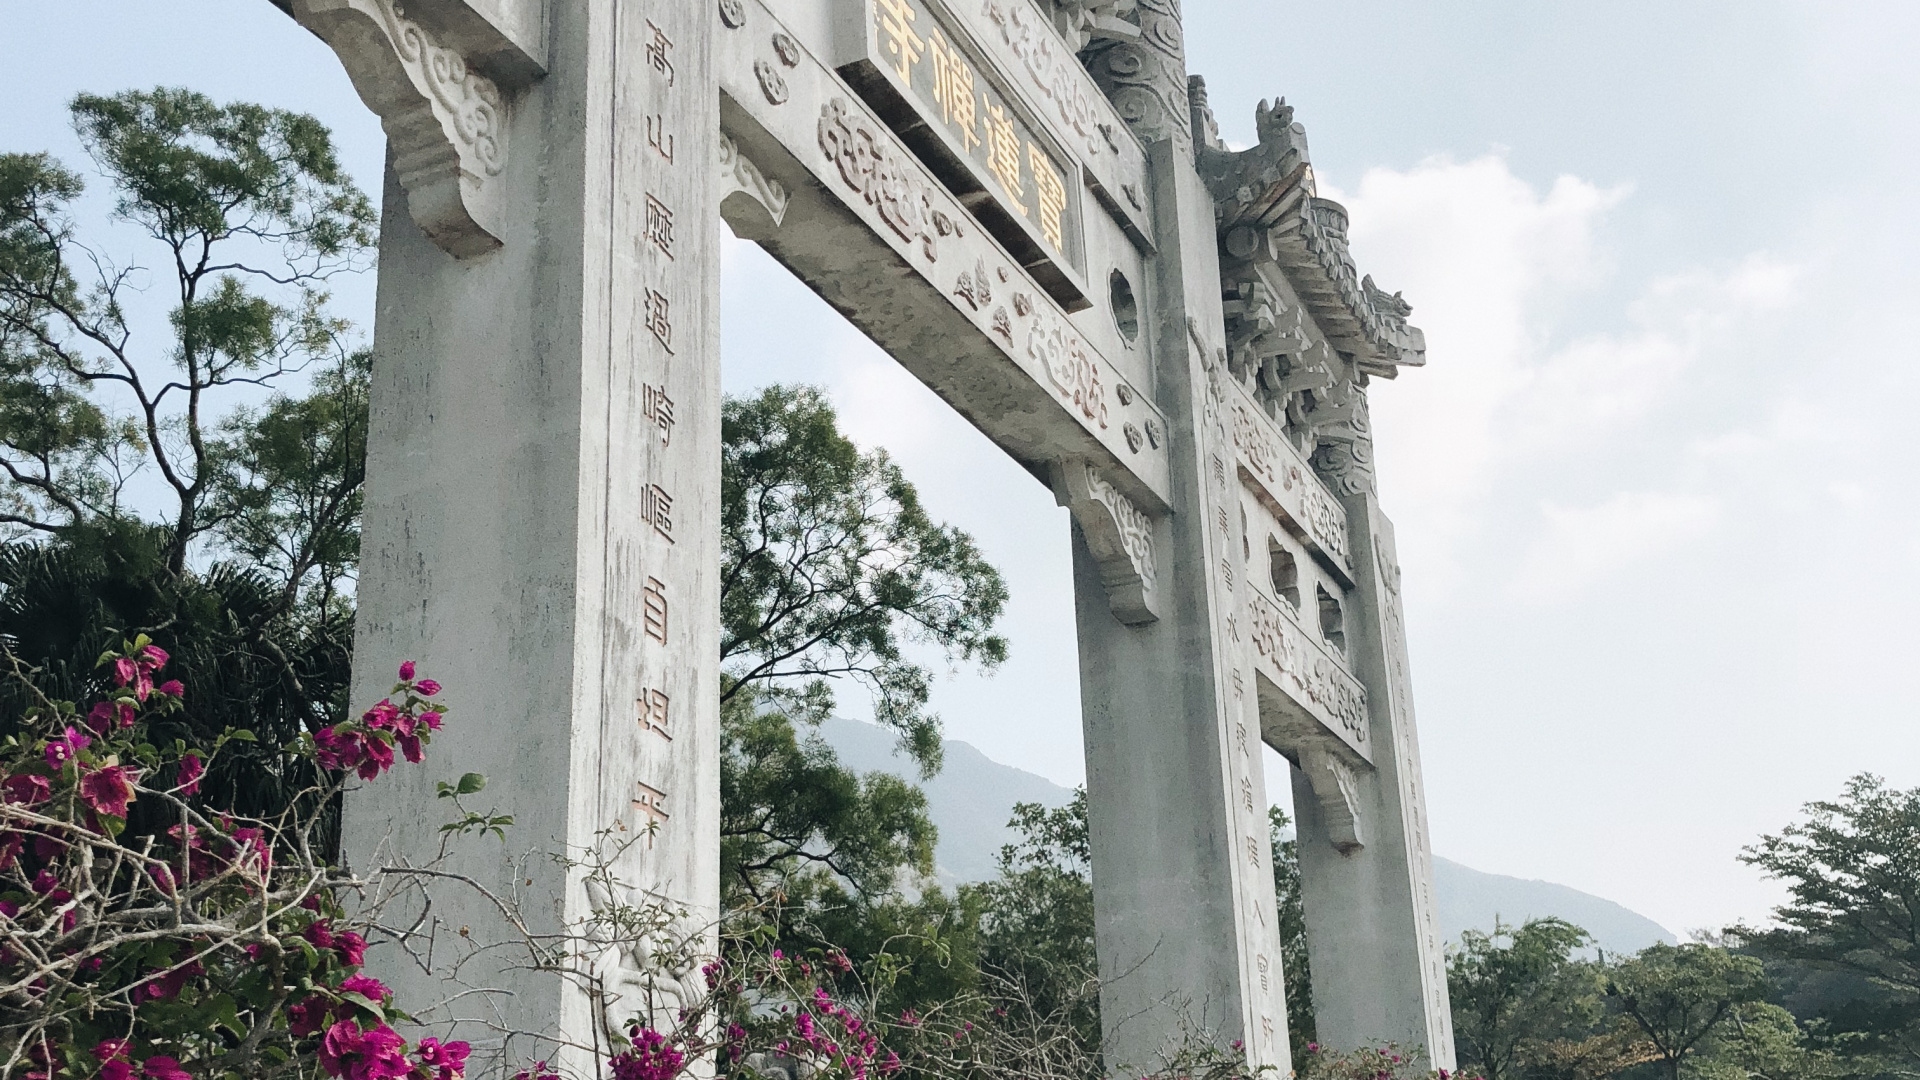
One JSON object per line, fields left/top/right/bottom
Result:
{"left": 312, "top": 0, "right": 721, "bottom": 1071}
{"left": 1072, "top": 39, "right": 1293, "bottom": 1071}
{"left": 1292, "top": 489, "right": 1454, "bottom": 1066}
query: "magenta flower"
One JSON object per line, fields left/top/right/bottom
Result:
{"left": 341, "top": 973, "right": 392, "bottom": 1004}
{"left": 399, "top": 660, "right": 416, "bottom": 681}
{"left": 305, "top": 919, "right": 336, "bottom": 950}
{"left": 80, "top": 764, "right": 138, "bottom": 818}
{"left": 177, "top": 753, "right": 203, "bottom": 796}
{"left": 319, "top": 1019, "right": 412, "bottom": 1080}
{"left": 356, "top": 734, "right": 395, "bottom": 780}
{"left": 415, "top": 678, "right": 441, "bottom": 696}
{"left": 335, "top": 929, "right": 368, "bottom": 966}
{"left": 45, "top": 725, "right": 91, "bottom": 769}
{"left": 415, "top": 1038, "right": 472, "bottom": 1080}
{"left": 141, "top": 644, "right": 170, "bottom": 669}
{"left": 141, "top": 1057, "right": 191, "bottom": 1080}
{"left": 314, "top": 726, "right": 364, "bottom": 772}
{"left": 3, "top": 773, "right": 51, "bottom": 806}
{"left": 113, "top": 656, "right": 139, "bottom": 687}
{"left": 289, "top": 996, "right": 331, "bottom": 1036}
{"left": 87, "top": 700, "right": 135, "bottom": 733}
{"left": 157, "top": 679, "right": 185, "bottom": 698}
{"left": 609, "top": 1029, "right": 684, "bottom": 1080}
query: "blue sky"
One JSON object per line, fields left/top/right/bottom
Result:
{"left": 6, "top": 0, "right": 1918, "bottom": 936}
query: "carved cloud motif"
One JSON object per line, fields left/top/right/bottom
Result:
{"left": 1052, "top": 459, "right": 1157, "bottom": 625}
{"left": 292, "top": 0, "right": 509, "bottom": 259}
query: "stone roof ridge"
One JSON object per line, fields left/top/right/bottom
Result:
{"left": 1198, "top": 94, "right": 1426, "bottom": 377}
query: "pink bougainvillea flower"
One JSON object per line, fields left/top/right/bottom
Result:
{"left": 362, "top": 701, "right": 402, "bottom": 731}
{"left": 141, "top": 1056, "right": 192, "bottom": 1080}
{"left": 91, "top": 1040, "right": 130, "bottom": 1062}
{"left": 177, "top": 753, "right": 203, "bottom": 796}
{"left": 319, "top": 1018, "right": 412, "bottom": 1080}
{"left": 113, "top": 657, "right": 139, "bottom": 688}
{"left": 415, "top": 1038, "right": 472, "bottom": 1080}
{"left": 422, "top": 709, "right": 444, "bottom": 732}
{"left": 415, "top": 679, "right": 441, "bottom": 696}
{"left": 314, "top": 727, "right": 364, "bottom": 772}
{"left": 2, "top": 773, "right": 51, "bottom": 806}
{"left": 305, "top": 919, "right": 336, "bottom": 950}
{"left": 141, "top": 644, "right": 169, "bottom": 669}
{"left": 98, "top": 1063, "right": 134, "bottom": 1080}
{"left": 334, "top": 929, "right": 368, "bottom": 966}
{"left": 80, "top": 764, "right": 138, "bottom": 818}
{"left": 142, "top": 956, "right": 205, "bottom": 1001}
{"left": 289, "top": 996, "right": 331, "bottom": 1037}
{"left": 397, "top": 732, "right": 424, "bottom": 764}
{"left": 340, "top": 973, "right": 392, "bottom": 1004}
{"left": 398, "top": 661, "right": 416, "bottom": 681}
{"left": 45, "top": 725, "right": 91, "bottom": 769}
{"left": 356, "top": 734, "right": 395, "bottom": 781}
{"left": 157, "top": 679, "right": 184, "bottom": 698}
{"left": 609, "top": 1029, "right": 685, "bottom": 1080}
{"left": 87, "top": 700, "right": 121, "bottom": 734}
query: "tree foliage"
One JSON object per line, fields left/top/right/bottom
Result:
{"left": 720, "top": 385, "right": 1008, "bottom": 778}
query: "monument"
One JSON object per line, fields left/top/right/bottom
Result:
{"left": 279, "top": 0, "right": 1453, "bottom": 1072}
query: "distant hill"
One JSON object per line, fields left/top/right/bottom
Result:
{"left": 818, "top": 716, "right": 1674, "bottom": 954}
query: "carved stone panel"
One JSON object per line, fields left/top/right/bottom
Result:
{"left": 293, "top": 0, "right": 514, "bottom": 259}
{"left": 1225, "top": 376, "right": 1353, "bottom": 578}
{"left": 716, "top": 0, "right": 1171, "bottom": 511}
{"left": 1246, "top": 588, "right": 1369, "bottom": 761}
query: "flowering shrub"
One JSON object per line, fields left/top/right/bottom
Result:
{"left": 0, "top": 639, "right": 463, "bottom": 1079}
{"left": 1292, "top": 1043, "right": 1482, "bottom": 1080}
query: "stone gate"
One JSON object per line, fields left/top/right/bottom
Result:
{"left": 277, "top": 0, "right": 1454, "bottom": 1072}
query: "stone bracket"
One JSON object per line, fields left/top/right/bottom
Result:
{"left": 1300, "top": 745, "right": 1365, "bottom": 854}
{"left": 1052, "top": 458, "right": 1158, "bottom": 626}
{"left": 292, "top": 0, "right": 516, "bottom": 259}
{"left": 718, "top": 133, "right": 790, "bottom": 241}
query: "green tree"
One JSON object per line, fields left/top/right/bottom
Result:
{"left": 1605, "top": 943, "right": 1769, "bottom": 1080}
{"left": 0, "top": 88, "right": 373, "bottom": 835}
{"left": 1738, "top": 773, "right": 1920, "bottom": 1074}
{"left": 1271, "top": 805, "right": 1317, "bottom": 1058}
{"left": 720, "top": 384, "right": 1009, "bottom": 776}
{"left": 1447, "top": 917, "right": 1604, "bottom": 1080}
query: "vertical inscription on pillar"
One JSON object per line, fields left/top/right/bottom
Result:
{"left": 598, "top": 0, "right": 717, "bottom": 947}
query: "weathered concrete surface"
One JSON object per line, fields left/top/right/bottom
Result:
{"left": 336, "top": 0, "right": 719, "bottom": 1071}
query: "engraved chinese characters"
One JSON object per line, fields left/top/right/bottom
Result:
{"left": 859, "top": 0, "right": 1080, "bottom": 274}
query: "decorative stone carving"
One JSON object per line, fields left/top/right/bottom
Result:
{"left": 1202, "top": 98, "right": 1427, "bottom": 378}
{"left": 1229, "top": 388, "right": 1351, "bottom": 566}
{"left": 1079, "top": 0, "right": 1191, "bottom": 152}
{"left": 292, "top": 0, "right": 509, "bottom": 259}
{"left": 1052, "top": 459, "right": 1157, "bottom": 625}
{"left": 1028, "top": 312, "right": 1110, "bottom": 430}
{"left": 1246, "top": 590, "right": 1368, "bottom": 750}
{"left": 584, "top": 877, "right": 702, "bottom": 1039}
{"left": 1300, "top": 747, "right": 1365, "bottom": 853}
{"left": 754, "top": 59, "right": 789, "bottom": 104}
{"left": 717, "top": 132, "right": 788, "bottom": 238}
{"left": 817, "top": 97, "right": 942, "bottom": 263}
{"left": 718, "top": 0, "right": 747, "bottom": 29}
{"left": 980, "top": 0, "right": 1112, "bottom": 159}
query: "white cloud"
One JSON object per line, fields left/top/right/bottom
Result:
{"left": 1509, "top": 490, "right": 1720, "bottom": 602}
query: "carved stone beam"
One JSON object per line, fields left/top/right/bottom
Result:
{"left": 1052, "top": 458, "right": 1159, "bottom": 626}
{"left": 717, "top": 133, "right": 789, "bottom": 242}
{"left": 291, "top": 0, "right": 522, "bottom": 259}
{"left": 1300, "top": 746, "right": 1365, "bottom": 853}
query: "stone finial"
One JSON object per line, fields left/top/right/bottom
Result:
{"left": 1079, "top": 0, "right": 1193, "bottom": 153}
{"left": 1052, "top": 459, "right": 1159, "bottom": 625}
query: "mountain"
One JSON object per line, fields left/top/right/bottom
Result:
{"left": 818, "top": 716, "right": 1675, "bottom": 955}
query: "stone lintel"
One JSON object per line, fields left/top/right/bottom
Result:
{"left": 1246, "top": 586, "right": 1371, "bottom": 765}
{"left": 1227, "top": 377, "right": 1354, "bottom": 582}
{"left": 717, "top": 0, "right": 1172, "bottom": 515}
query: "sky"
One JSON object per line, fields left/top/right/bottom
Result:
{"left": 5, "top": 0, "right": 1920, "bottom": 937}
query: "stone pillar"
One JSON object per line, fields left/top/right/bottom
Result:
{"left": 314, "top": 0, "right": 720, "bottom": 1071}
{"left": 1072, "top": 6, "right": 1292, "bottom": 1069}
{"left": 1292, "top": 484, "right": 1454, "bottom": 1066}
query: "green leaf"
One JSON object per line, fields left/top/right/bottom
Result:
{"left": 456, "top": 771, "right": 487, "bottom": 795}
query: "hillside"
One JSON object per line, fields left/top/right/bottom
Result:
{"left": 819, "top": 716, "right": 1675, "bottom": 955}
